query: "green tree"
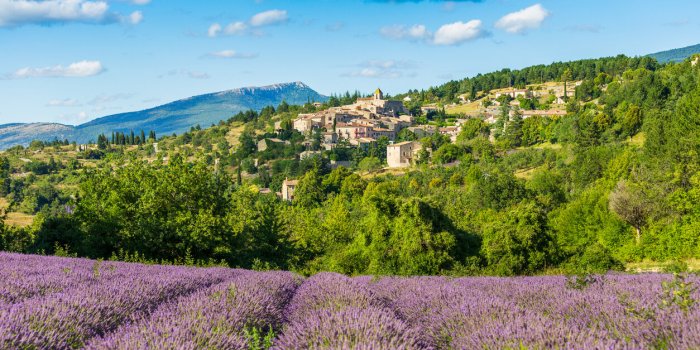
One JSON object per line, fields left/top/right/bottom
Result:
{"left": 323, "top": 166, "right": 352, "bottom": 194}
{"left": 482, "top": 201, "right": 553, "bottom": 276}
{"left": 294, "top": 168, "right": 325, "bottom": 208}
{"left": 358, "top": 157, "right": 382, "bottom": 174}
{"left": 97, "top": 134, "right": 109, "bottom": 150}
{"left": 0, "top": 157, "right": 10, "bottom": 196}
{"left": 561, "top": 68, "right": 573, "bottom": 99}
{"left": 238, "top": 132, "right": 257, "bottom": 158}
{"left": 621, "top": 105, "right": 642, "bottom": 137}
{"left": 504, "top": 109, "right": 524, "bottom": 147}
{"left": 609, "top": 180, "right": 654, "bottom": 244}
{"left": 456, "top": 118, "right": 489, "bottom": 143}
{"left": 76, "top": 156, "right": 233, "bottom": 262}
{"left": 339, "top": 174, "right": 367, "bottom": 199}
{"left": 432, "top": 144, "right": 463, "bottom": 165}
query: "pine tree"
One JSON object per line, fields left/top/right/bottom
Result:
{"left": 97, "top": 134, "right": 109, "bottom": 150}
{"left": 236, "top": 161, "right": 242, "bottom": 186}
{"left": 505, "top": 109, "right": 524, "bottom": 147}
{"left": 293, "top": 168, "right": 325, "bottom": 208}
{"left": 562, "top": 69, "right": 573, "bottom": 99}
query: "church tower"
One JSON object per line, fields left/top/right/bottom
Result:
{"left": 373, "top": 88, "right": 384, "bottom": 100}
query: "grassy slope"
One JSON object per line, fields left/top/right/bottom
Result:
{"left": 0, "top": 197, "right": 34, "bottom": 228}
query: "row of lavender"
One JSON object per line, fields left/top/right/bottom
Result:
{"left": 1, "top": 252, "right": 699, "bottom": 349}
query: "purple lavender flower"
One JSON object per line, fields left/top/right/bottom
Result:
{"left": 87, "top": 270, "right": 301, "bottom": 350}
{"left": 1, "top": 253, "right": 699, "bottom": 349}
{"left": 273, "top": 307, "right": 425, "bottom": 350}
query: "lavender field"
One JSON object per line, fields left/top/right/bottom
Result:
{"left": 0, "top": 252, "right": 699, "bottom": 349}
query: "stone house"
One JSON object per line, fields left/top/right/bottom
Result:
{"left": 281, "top": 178, "right": 299, "bottom": 201}
{"left": 407, "top": 125, "right": 437, "bottom": 138}
{"left": 293, "top": 118, "right": 315, "bottom": 133}
{"left": 387, "top": 141, "right": 422, "bottom": 168}
{"left": 351, "top": 137, "right": 376, "bottom": 150}
{"left": 439, "top": 126, "right": 461, "bottom": 143}
{"left": 368, "top": 128, "right": 396, "bottom": 140}
{"left": 322, "top": 132, "right": 338, "bottom": 144}
{"left": 336, "top": 124, "right": 370, "bottom": 140}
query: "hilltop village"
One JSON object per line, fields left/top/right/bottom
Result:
{"left": 272, "top": 84, "right": 572, "bottom": 200}
{"left": 291, "top": 89, "right": 431, "bottom": 167}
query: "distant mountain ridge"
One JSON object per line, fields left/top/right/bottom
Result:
{"left": 0, "top": 82, "right": 327, "bottom": 149}
{"left": 0, "top": 123, "right": 75, "bottom": 150}
{"left": 648, "top": 43, "right": 700, "bottom": 63}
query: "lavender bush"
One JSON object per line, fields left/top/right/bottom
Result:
{"left": 0, "top": 252, "right": 698, "bottom": 349}
{"left": 273, "top": 307, "right": 424, "bottom": 350}
{"left": 278, "top": 273, "right": 425, "bottom": 349}
{"left": 0, "top": 254, "right": 229, "bottom": 349}
{"left": 87, "top": 270, "right": 301, "bottom": 350}
{"left": 0, "top": 253, "right": 110, "bottom": 309}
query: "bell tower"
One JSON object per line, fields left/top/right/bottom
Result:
{"left": 373, "top": 88, "right": 384, "bottom": 100}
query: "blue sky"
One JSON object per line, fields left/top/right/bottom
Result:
{"left": 0, "top": 0, "right": 698, "bottom": 125}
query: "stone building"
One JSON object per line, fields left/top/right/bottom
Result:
{"left": 280, "top": 178, "right": 299, "bottom": 201}
{"left": 387, "top": 141, "right": 422, "bottom": 168}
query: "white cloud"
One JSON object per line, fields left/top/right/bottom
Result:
{"left": 88, "top": 93, "right": 134, "bottom": 105}
{"left": 208, "top": 50, "right": 258, "bottom": 59}
{"left": 8, "top": 60, "right": 104, "bottom": 79}
{"left": 344, "top": 60, "right": 415, "bottom": 79}
{"left": 208, "top": 23, "right": 222, "bottom": 37}
{"left": 380, "top": 24, "right": 430, "bottom": 40}
{"left": 47, "top": 98, "right": 80, "bottom": 107}
{"left": 381, "top": 20, "right": 485, "bottom": 45}
{"left": 379, "top": 25, "right": 406, "bottom": 39}
{"left": 249, "top": 9, "right": 287, "bottom": 27}
{"left": 366, "top": 60, "right": 400, "bottom": 69}
{"left": 0, "top": 0, "right": 114, "bottom": 27}
{"left": 224, "top": 21, "right": 246, "bottom": 35}
{"left": 433, "top": 20, "right": 484, "bottom": 45}
{"left": 408, "top": 24, "right": 428, "bottom": 39}
{"left": 209, "top": 9, "right": 288, "bottom": 37}
{"left": 495, "top": 3, "right": 549, "bottom": 34}
{"left": 128, "top": 11, "right": 142, "bottom": 24}
{"left": 355, "top": 68, "right": 394, "bottom": 78}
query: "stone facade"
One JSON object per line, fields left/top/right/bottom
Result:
{"left": 281, "top": 178, "right": 299, "bottom": 201}
{"left": 387, "top": 141, "right": 422, "bottom": 168}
